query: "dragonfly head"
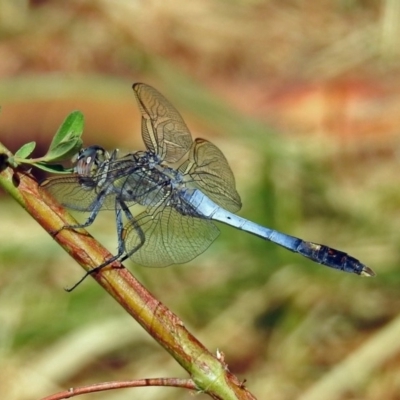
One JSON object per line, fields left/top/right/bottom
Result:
{"left": 74, "top": 145, "right": 110, "bottom": 177}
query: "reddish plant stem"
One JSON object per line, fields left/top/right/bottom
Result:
{"left": 41, "top": 378, "right": 198, "bottom": 400}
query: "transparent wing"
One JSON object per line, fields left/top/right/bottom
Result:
{"left": 132, "top": 83, "right": 193, "bottom": 163}
{"left": 40, "top": 176, "right": 117, "bottom": 211}
{"left": 179, "top": 138, "right": 242, "bottom": 213}
{"left": 124, "top": 205, "right": 219, "bottom": 267}
{"left": 41, "top": 154, "right": 147, "bottom": 212}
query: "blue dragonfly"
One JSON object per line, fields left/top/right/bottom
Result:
{"left": 41, "top": 83, "right": 374, "bottom": 289}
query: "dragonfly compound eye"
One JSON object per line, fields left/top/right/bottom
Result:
{"left": 75, "top": 146, "right": 108, "bottom": 177}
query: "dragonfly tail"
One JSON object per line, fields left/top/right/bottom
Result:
{"left": 296, "top": 241, "right": 375, "bottom": 277}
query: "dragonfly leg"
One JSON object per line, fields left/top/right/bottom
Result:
{"left": 65, "top": 200, "right": 146, "bottom": 292}
{"left": 119, "top": 219, "right": 145, "bottom": 264}
{"left": 64, "top": 252, "right": 123, "bottom": 292}
{"left": 51, "top": 194, "right": 107, "bottom": 237}
{"left": 118, "top": 201, "right": 146, "bottom": 263}
{"left": 65, "top": 202, "right": 128, "bottom": 292}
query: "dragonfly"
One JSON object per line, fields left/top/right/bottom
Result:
{"left": 41, "top": 83, "right": 374, "bottom": 290}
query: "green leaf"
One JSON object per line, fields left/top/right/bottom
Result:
{"left": 14, "top": 141, "right": 36, "bottom": 159}
{"left": 43, "top": 111, "right": 84, "bottom": 162}
{"left": 49, "top": 111, "right": 84, "bottom": 149}
{"left": 43, "top": 139, "right": 83, "bottom": 163}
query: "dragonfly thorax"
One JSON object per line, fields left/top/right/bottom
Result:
{"left": 116, "top": 151, "right": 186, "bottom": 207}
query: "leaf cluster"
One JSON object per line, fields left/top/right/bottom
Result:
{"left": 6, "top": 111, "right": 84, "bottom": 173}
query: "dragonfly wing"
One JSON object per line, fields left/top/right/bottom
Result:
{"left": 124, "top": 206, "right": 219, "bottom": 267}
{"left": 40, "top": 176, "right": 117, "bottom": 211}
{"left": 179, "top": 138, "right": 242, "bottom": 213}
{"left": 132, "top": 83, "right": 193, "bottom": 163}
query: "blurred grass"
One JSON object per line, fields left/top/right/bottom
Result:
{"left": 1, "top": 1, "right": 400, "bottom": 399}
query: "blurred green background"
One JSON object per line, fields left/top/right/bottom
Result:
{"left": 1, "top": 1, "right": 400, "bottom": 399}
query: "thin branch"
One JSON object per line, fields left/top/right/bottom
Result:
{"left": 41, "top": 378, "right": 197, "bottom": 400}
{"left": 0, "top": 141, "right": 257, "bottom": 400}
